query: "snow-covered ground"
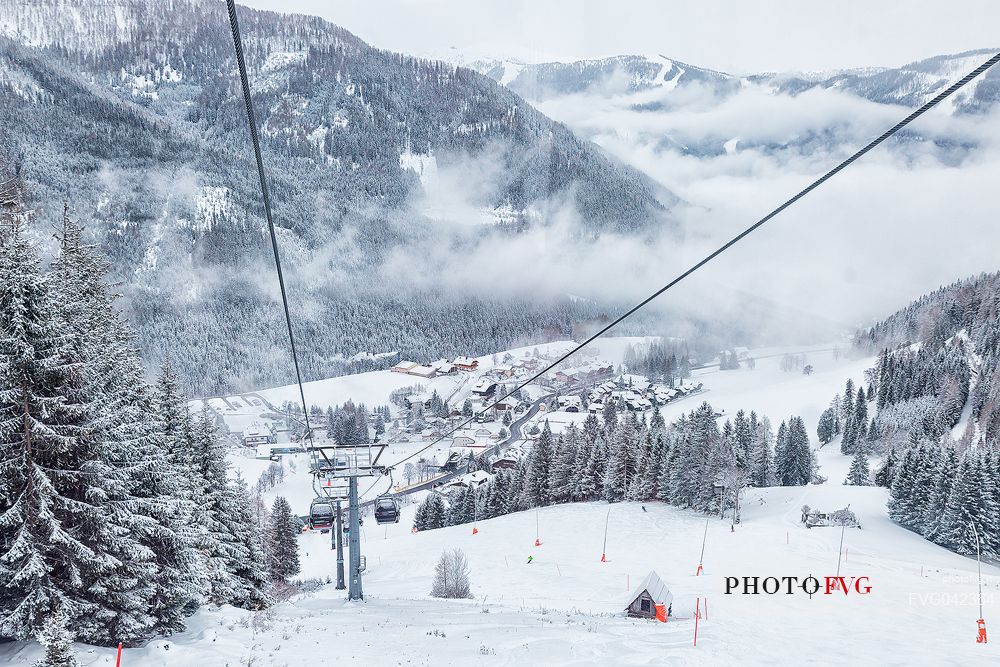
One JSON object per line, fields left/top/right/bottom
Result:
{"left": 5, "top": 469, "right": 998, "bottom": 665}
{"left": 8, "top": 341, "right": 994, "bottom": 664}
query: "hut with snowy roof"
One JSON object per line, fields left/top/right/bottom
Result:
{"left": 625, "top": 571, "right": 673, "bottom": 621}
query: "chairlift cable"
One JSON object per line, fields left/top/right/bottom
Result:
{"left": 225, "top": 0, "right": 317, "bottom": 455}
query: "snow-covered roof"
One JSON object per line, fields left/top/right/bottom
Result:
{"left": 431, "top": 359, "right": 455, "bottom": 372}
{"left": 625, "top": 571, "right": 673, "bottom": 608}
{"left": 392, "top": 361, "right": 418, "bottom": 371}
{"left": 242, "top": 420, "right": 272, "bottom": 437}
{"left": 453, "top": 356, "right": 477, "bottom": 366}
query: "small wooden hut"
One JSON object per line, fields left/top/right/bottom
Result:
{"left": 625, "top": 571, "right": 673, "bottom": 621}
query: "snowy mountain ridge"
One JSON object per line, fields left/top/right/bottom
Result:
{"left": 451, "top": 46, "right": 1000, "bottom": 113}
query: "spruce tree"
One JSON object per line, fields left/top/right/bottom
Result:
{"left": 0, "top": 226, "right": 96, "bottom": 640}
{"left": 33, "top": 605, "right": 78, "bottom": 667}
{"left": 266, "top": 497, "right": 301, "bottom": 583}
{"left": 845, "top": 445, "right": 872, "bottom": 486}
{"left": 924, "top": 447, "right": 958, "bottom": 543}
{"left": 549, "top": 425, "right": 579, "bottom": 503}
{"left": 604, "top": 420, "right": 637, "bottom": 502}
{"left": 936, "top": 453, "right": 1000, "bottom": 557}
{"left": 522, "top": 421, "right": 554, "bottom": 507}
{"left": 773, "top": 421, "right": 793, "bottom": 486}
{"left": 750, "top": 417, "right": 774, "bottom": 487}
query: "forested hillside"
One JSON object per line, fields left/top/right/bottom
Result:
{"left": 0, "top": 0, "right": 675, "bottom": 394}
{"left": 0, "top": 197, "right": 279, "bottom": 646}
{"left": 814, "top": 273, "right": 1000, "bottom": 559}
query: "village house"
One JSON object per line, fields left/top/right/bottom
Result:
{"left": 471, "top": 379, "right": 498, "bottom": 398}
{"left": 431, "top": 359, "right": 456, "bottom": 374}
{"left": 453, "top": 356, "right": 479, "bottom": 371}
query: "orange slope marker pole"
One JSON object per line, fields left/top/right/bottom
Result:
{"left": 693, "top": 598, "right": 700, "bottom": 647}
{"left": 115, "top": 643, "right": 123, "bottom": 667}
{"left": 696, "top": 517, "right": 709, "bottom": 575}
{"left": 600, "top": 507, "right": 610, "bottom": 562}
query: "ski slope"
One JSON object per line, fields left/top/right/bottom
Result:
{"left": 4, "top": 475, "right": 997, "bottom": 665}
{"left": 5, "top": 342, "right": 996, "bottom": 665}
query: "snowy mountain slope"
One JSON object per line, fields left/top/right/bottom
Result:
{"left": 454, "top": 47, "right": 1000, "bottom": 114}
{"left": 457, "top": 53, "right": 737, "bottom": 102}
{"left": 758, "top": 48, "right": 1000, "bottom": 115}
{"left": 4, "top": 480, "right": 996, "bottom": 665}
{"left": 0, "top": 0, "right": 680, "bottom": 394}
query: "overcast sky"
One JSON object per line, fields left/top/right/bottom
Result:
{"left": 240, "top": 0, "right": 999, "bottom": 73}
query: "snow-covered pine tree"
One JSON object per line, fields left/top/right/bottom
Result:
{"left": 904, "top": 445, "right": 941, "bottom": 533}
{"left": 888, "top": 448, "right": 918, "bottom": 526}
{"left": 549, "top": 424, "right": 579, "bottom": 504}
{"left": 635, "top": 431, "right": 662, "bottom": 501}
{"left": 656, "top": 436, "right": 681, "bottom": 503}
{"left": 873, "top": 446, "right": 898, "bottom": 488}
{"left": 462, "top": 484, "right": 478, "bottom": 523}
{"left": 603, "top": 420, "right": 638, "bottom": 503}
{"left": 578, "top": 433, "right": 607, "bottom": 500}
{"left": 53, "top": 217, "right": 200, "bottom": 641}
{"left": 522, "top": 421, "right": 554, "bottom": 507}
{"left": 602, "top": 400, "right": 618, "bottom": 434}
{"left": 413, "top": 495, "right": 429, "bottom": 531}
{"left": 817, "top": 407, "right": 837, "bottom": 445}
{"left": 266, "top": 497, "right": 301, "bottom": 583}
{"left": 936, "top": 452, "right": 1000, "bottom": 557}
{"left": 445, "top": 488, "right": 467, "bottom": 526}
{"left": 0, "top": 224, "right": 101, "bottom": 641}
{"left": 845, "top": 444, "right": 872, "bottom": 486}
{"left": 750, "top": 416, "right": 774, "bottom": 487}
{"left": 569, "top": 432, "right": 593, "bottom": 502}
{"left": 841, "top": 380, "right": 856, "bottom": 454}
{"left": 733, "top": 410, "right": 753, "bottom": 469}
{"left": 189, "top": 410, "right": 269, "bottom": 608}
{"left": 33, "top": 605, "right": 78, "bottom": 667}
{"left": 427, "top": 494, "right": 447, "bottom": 529}
{"left": 789, "top": 417, "right": 815, "bottom": 485}
{"left": 773, "top": 421, "right": 792, "bottom": 485}
{"left": 923, "top": 446, "right": 958, "bottom": 544}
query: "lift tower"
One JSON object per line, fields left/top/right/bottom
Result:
{"left": 309, "top": 440, "right": 386, "bottom": 601}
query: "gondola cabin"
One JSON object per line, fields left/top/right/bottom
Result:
{"left": 309, "top": 498, "right": 335, "bottom": 530}
{"left": 625, "top": 571, "right": 673, "bottom": 621}
{"left": 374, "top": 495, "right": 401, "bottom": 524}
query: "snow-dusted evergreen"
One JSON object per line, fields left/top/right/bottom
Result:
{"left": 414, "top": 402, "right": 817, "bottom": 533}
{"left": 266, "top": 497, "right": 301, "bottom": 583}
{"left": 0, "top": 205, "right": 273, "bottom": 645}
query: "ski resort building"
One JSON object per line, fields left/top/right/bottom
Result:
{"left": 453, "top": 356, "right": 479, "bottom": 371}
{"left": 391, "top": 361, "right": 437, "bottom": 378}
{"left": 391, "top": 360, "right": 418, "bottom": 374}
{"left": 242, "top": 420, "right": 276, "bottom": 447}
{"left": 625, "top": 571, "right": 673, "bottom": 621}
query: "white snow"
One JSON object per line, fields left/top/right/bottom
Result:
{"left": 7, "top": 479, "right": 998, "bottom": 665}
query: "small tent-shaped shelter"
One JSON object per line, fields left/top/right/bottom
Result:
{"left": 625, "top": 571, "right": 673, "bottom": 621}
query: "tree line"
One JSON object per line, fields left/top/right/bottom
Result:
{"left": 414, "top": 401, "right": 819, "bottom": 531}
{"left": 0, "top": 211, "right": 297, "bottom": 648}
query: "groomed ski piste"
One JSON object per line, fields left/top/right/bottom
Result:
{"left": 3, "top": 344, "right": 998, "bottom": 665}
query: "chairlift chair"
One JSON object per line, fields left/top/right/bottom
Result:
{"left": 374, "top": 494, "right": 401, "bottom": 524}
{"left": 309, "top": 497, "right": 335, "bottom": 531}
